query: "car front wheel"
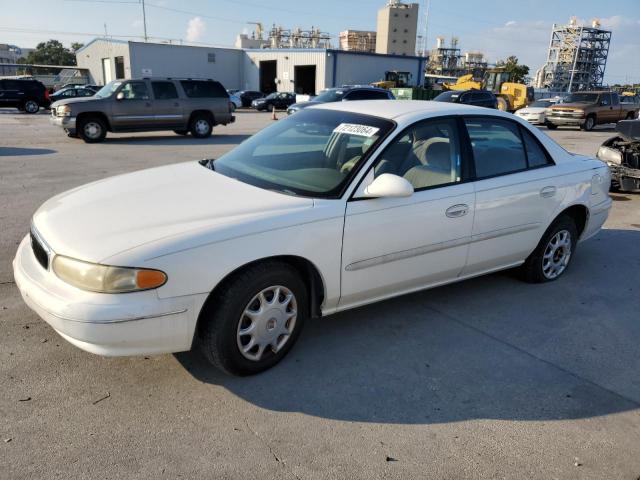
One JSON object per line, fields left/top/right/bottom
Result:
{"left": 198, "top": 261, "right": 307, "bottom": 375}
{"left": 78, "top": 116, "right": 107, "bottom": 143}
{"left": 520, "top": 215, "right": 578, "bottom": 283}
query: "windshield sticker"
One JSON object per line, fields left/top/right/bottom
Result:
{"left": 333, "top": 123, "right": 380, "bottom": 137}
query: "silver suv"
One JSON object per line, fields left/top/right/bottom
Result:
{"left": 50, "top": 78, "right": 235, "bottom": 143}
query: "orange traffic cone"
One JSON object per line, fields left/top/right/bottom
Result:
{"left": 271, "top": 105, "right": 278, "bottom": 121}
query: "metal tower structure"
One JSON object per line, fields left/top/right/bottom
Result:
{"left": 541, "top": 17, "right": 611, "bottom": 92}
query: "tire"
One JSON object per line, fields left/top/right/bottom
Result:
{"left": 496, "top": 97, "right": 509, "bottom": 111}
{"left": 545, "top": 122, "right": 558, "bottom": 130}
{"left": 173, "top": 129, "right": 189, "bottom": 136}
{"left": 581, "top": 115, "right": 596, "bottom": 131}
{"left": 519, "top": 215, "right": 578, "bottom": 283}
{"left": 78, "top": 116, "right": 107, "bottom": 143}
{"left": 190, "top": 114, "right": 213, "bottom": 138}
{"left": 229, "top": 102, "right": 236, "bottom": 112}
{"left": 198, "top": 261, "right": 308, "bottom": 376}
{"left": 626, "top": 111, "right": 636, "bottom": 120}
{"left": 23, "top": 100, "right": 39, "bottom": 114}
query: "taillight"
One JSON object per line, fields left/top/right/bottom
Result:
{"left": 45, "top": 90, "right": 50, "bottom": 100}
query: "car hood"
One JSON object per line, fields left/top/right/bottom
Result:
{"left": 32, "top": 161, "right": 314, "bottom": 264}
{"left": 518, "top": 107, "right": 546, "bottom": 114}
{"left": 549, "top": 102, "right": 592, "bottom": 110}
{"left": 51, "top": 96, "right": 108, "bottom": 108}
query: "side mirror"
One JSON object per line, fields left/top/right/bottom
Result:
{"left": 116, "top": 92, "right": 124, "bottom": 100}
{"left": 361, "top": 173, "right": 414, "bottom": 198}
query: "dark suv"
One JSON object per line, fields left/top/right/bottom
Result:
{"left": 433, "top": 89, "right": 498, "bottom": 109}
{"left": 287, "top": 86, "right": 394, "bottom": 114}
{"left": 50, "top": 78, "right": 235, "bottom": 142}
{"left": 0, "top": 78, "right": 50, "bottom": 113}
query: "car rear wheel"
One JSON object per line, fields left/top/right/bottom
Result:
{"left": 520, "top": 215, "right": 578, "bottom": 283}
{"left": 190, "top": 114, "right": 213, "bottom": 138}
{"left": 23, "top": 100, "right": 39, "bottom": 114}
{"left": 78, "top": 116, "right": 107, "bottom": 143}
{"left": 198, "top": 261, "right": 307, "bottom": 375}
{"left": 545, "top": 122, "right": 558, "bottom": 130}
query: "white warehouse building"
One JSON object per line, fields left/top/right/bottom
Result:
{"left": 76, "top": 38, "right": 426, "bottom": 96}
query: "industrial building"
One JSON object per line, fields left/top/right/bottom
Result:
{"left": 0, "top": 44, "right": 32, "bottom": 75}
{"left": 537, "top": 17, "right": 611, "bottom": 92}
{"left": 426, "top": 36, "right": 487, "bottom": 78}
{"left": 375, "top": 1, "right": 419, "bottom": 56}
{"left": 76, "top": 38, "right": 425, "bottom": 96}
{"left": 339, "top": 30, "right": 377, "bottom": 53}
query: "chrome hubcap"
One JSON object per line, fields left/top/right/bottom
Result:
{"left": 195, "top": 119, "right": 209, "bottom": 135}
{"left": 237, "top": 285, "right": 297, "bottom": 362}
{"left": 84, "top": 122, "right": 101, "bottom": 139}
{"left": 542, "top": 230, "right": 572, "bottom": 279}
{"left": 25, "top": 101, "right": 38, "bottom": 113}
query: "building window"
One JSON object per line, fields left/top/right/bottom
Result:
{"left": 114, "top": 56, "right": 125, "bottom": 79}
{"left": 208, "top": 53, "right": 216, "bottom": 63}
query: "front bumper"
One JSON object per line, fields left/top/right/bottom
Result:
{"left": 608, "top": 163, "right": 640, "bottom": 192}
{"left": 12, "top": 235, "right": 206, "bottom": 356}
{"left": 546, "top": 115, "right": 585, "bottom": 126}
{"left": 49, "top": 115, "right": 76, "bottom": 130}
{"left": 516, "top": 114, "right": 544, "bottom": 124}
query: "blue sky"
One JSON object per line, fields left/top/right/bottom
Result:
{"left": 2, "top": 0, "right": 639, "bottom": 83}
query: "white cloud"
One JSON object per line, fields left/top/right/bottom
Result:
{"left": 186, "top": 17, "right": 205, "bottom": 42}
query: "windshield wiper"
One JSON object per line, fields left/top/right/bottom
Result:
{"left": 199, "top": 158, "right": 216, "bottom": 171}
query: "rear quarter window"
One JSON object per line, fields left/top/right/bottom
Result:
{"left": 180, "top": 80, "right": 228, "bottom": 98}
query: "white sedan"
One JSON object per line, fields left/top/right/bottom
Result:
{"left": 14, "top": 101, "right": 612, "bottom": 375}
{"left": 515, "top": 98, "right": 560, "bottom": 125}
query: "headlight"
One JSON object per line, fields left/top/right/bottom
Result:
{"left": 52, "top": 255, "right": 167, "bottom": 293}
{"left": 597, "top": 146, "right": 622, "bottom": 165}
{"left": 57, "top": 105, "right": 71, "bottom": 117}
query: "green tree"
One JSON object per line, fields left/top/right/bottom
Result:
{"left": 496, "top": 55, "right": 530, "bottom": 84}
{"left": 23, "top": 40, "right": 77, "bottom": 66}
{"left": 70, "top": 42, "right": 84, "bottom": 53}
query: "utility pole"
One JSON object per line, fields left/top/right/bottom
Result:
{"left": 141, "top": 0, "right": 148, "bottom": 42}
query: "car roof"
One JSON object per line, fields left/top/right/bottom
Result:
{"left": 310, "top": 99, "right": 501, "bottom": 120}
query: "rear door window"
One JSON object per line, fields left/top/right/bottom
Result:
{"left": 152, "top": 81, "right": 178, "bottom": 100}
{"left": 521, "top": 128, "right": 553, "bottom": 168}
{"left": 465, "top": 117, "right": 527, "bottom": 178}
{"left": 180, "top": 80, "right": 228, "bottom": 98}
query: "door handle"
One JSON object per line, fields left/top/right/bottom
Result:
{"left": 445, "top": 204, "right": 469, "bottom": 218}
{"left": 540, "top": 186, "right": 557, "bottom": 198}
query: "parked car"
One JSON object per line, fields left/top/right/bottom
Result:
{"left": 620, "top": 95, "right": 639, "bottom": 116}
{"left": 228, "top": 93, "right": 242, "bottom": 112}
{"left": 0, "top": 78, "right": 50, "bottom": 113}
{"left": 545, "top": 91, "right": 639, "bottom": 131}
{"left": 237, "top": 90, "right": 264, "bottom": 107}
{"left": 433, "top": 89, "right": 498, "bottom": 109}
{"left": 597, "top": 119, "right": 640, "bottom": 192}
{"left": 515, "top": 98, "right": 561, "bottom": 125}
{"left": 251, "top": 92, "right": 295, "bottom": 111}
{"left": 49, "top": 86, "right": 95, "bottom": 103}
{"left": 49, "top": 78, "right": 235, "bottom": 142}
{"left": 14, "top": 100, "right": 612, "bottom": 375}
{"left": 287, "top": 86, "right": 394, "bottom": 114}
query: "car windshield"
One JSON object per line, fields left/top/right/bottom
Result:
{"left": 206, "top": 109, "right": 394, "bottom": 198}
{"left": 313, "top": 89, "right": 346, "bottom": 103}
{"left": 94, "top": 81, "right": 122, "bottom": 98}
{"left": 564, "top": 93, "right": 599, "bottom": 103}
{"left": 530, "top": 100, "right": 553, "bottom": 108}
{"left": 265, "top": 93, "right": 278, "bottom": 99}
{"left": 433, "top": 91, "right": 461, "bottom": 102}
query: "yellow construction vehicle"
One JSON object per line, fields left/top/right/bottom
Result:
{"left": 442, "top": 68, "right": 533, "bottom": 111}
{"left": 372, "top": 71, "right": 413, "bottom": 89}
